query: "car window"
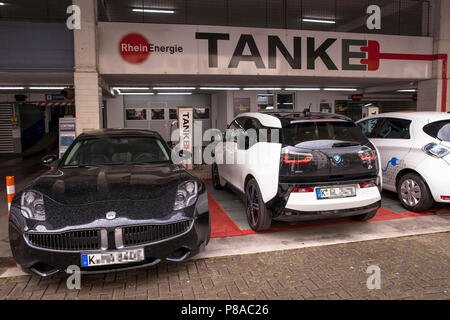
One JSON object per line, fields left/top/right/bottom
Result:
{"left": 281, "top": 120, "right": 368, "bottom": 148}
{"left": 423, "top": 120, "right": 450, "bottom": 142}
{"left": 372, "top": 118, "right": 411, "bottom": 139}
{"left": 357, "top": 118, "right": 379, "bottom": 138}
{"left": 63, "top": 136, "right": 170, "bottom": 166}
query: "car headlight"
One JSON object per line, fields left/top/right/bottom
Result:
{"left": 21, "top": 190, "right": 46, "bottom": 221}
{"left": 173, "top": 181, "right": 198, "bottom": 211}
{"left": 423, "top": 143, "right": 449, "bottom": 158}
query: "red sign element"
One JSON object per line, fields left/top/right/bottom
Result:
{"left": 351, "top": 94, "right": 363, "bottom": 101}
{"left": 119, "top": 33, "right": 150, "bottom": 64}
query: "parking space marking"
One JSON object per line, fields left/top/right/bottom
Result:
{"left": 197, "top": 214, "right": 450, "bottom": 259}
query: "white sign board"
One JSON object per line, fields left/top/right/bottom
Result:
{"left": 178, "top": 107, "right": 193, "bottom": 169}
{"left": 98, "top": 22, "right": 433, "bottom": 79}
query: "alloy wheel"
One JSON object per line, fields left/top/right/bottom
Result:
{"left": 400, "top": 178, "right": 422, "bottom": 207}
{"left": 246, "top": 184, "right": 260, "bottom": 226}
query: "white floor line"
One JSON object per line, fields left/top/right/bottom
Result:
{"left": 195, "top": 214, "right": 450, "bottom": 259}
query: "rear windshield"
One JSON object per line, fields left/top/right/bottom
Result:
{"left": 63, "top": 136, "right": 170, "bottom": 166}
{"left": 423, "top": 120, "right": 450, "bottom": 142}
{"left": 282, "top": 120, "right": 369, "bottom": 148}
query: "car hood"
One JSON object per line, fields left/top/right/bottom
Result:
{"left": 29, "top": 163, "right": 193, "bottom": 206}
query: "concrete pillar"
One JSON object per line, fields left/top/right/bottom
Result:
{"left": 73, "top": 0, "right": 102, "bottom": 136}
{"left": 417, "top": 0, "right": 450, "bottom": 112}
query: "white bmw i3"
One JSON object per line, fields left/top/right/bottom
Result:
{"left": 357, "top": 112, "right": 450, "bottom": 212}
{"left": 212, "top": 111, "right": 382, "bottom": 231}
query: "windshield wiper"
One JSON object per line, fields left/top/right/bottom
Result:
{"left": 332, "top": 141, "right": 361, "bottom": 148}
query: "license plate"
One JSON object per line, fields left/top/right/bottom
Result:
{"left": 316, "top": 186, "right": 356, "bottom": 200}
{"left": 81, "top": 248, "right": 144, "bottom": 267}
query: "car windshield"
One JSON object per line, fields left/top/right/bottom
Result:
{"left": 423, "top": 120, "right": 450, "bottom": 142}
{"left": 282, "top": 120, "right": 369, "bottom": 148}
{"left": 63, "top": 136, "right": 171, "bottom": 166}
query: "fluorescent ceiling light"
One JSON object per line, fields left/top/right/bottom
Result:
{"left": 0, "top": 3, "right": 5, "bottom": 6}
{"left": 199, "top": 87, "right": 240, "bottom": 90}
{"left": 29, "top": 86, "right": 66, "bottom": 90}
{"left": 118, "top": 92, "right": 154, "bottom": 95}
{"left": 0, "top": 86, "right": 25, "bottom": 90}
{"left": 153, "top": 87, "right": 195, "bottom": 90}
{"left": 113, "top": 87, "right": 150, "bottom": 90}
{"left": 132, "top": 9, "right": 175, "bottom": 14}
{"left": 284, "top": 88, "right": 321, "bottom": 91}
{"left": 397, "top": 89, "right": 416, "bottom": 92}
{"left": 157, "top": 92, "right": 192, "bottom": 95}
{"left": 323, "top": 88, "right": 358, "bottom": 91}
{"left": 244, "top": 88, "right": 281, "bottom": 91}
{"left": 302, "top": 18, "right": 335, "bottom": 24}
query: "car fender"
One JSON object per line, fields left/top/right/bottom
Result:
{"left": 241, "top": 142, "right": 281, "bottom": 203}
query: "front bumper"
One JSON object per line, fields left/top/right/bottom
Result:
{"left": 9, "top": 194, "right": 210, "bottom": 277}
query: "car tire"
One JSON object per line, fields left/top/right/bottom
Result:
{"left": 396, "top": 173, "right": 434, "bottom": 212}
{"left": 350, "top": 209, "right": 378, "bottom": 221}
{"left": 211, "top": 164, "right": 224, "bottom": 190}
{"left": 245, "top": 178, "right": 272, "bottom": 231}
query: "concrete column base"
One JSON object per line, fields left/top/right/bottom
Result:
{"left": 74, "top": 72, "right": 102, "bottom": 136}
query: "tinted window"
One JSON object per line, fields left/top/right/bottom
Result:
{"left": 282, "top": 121, "right": 368, "bottom": 148}
{"left": 423, "top": 120, "right": 450, "bottom": 142}
{"left": 63, "top": 137, "right": 170, "bottom": 166}
{"left": 357, "top": 118, "right": 379, "bottom": 138}
{"left": 372, "top": 118, "right": 411, "bottom": 139}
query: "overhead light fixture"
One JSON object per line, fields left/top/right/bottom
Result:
{"left": 153, "top": 87, "right": 195, "bottom": 90}
{"left": 284, "top": 88, "right": 321, "bottom": 91}
{"left": 157, "top": 92, "right": 192, "bottom": 95}
{"left": 199, "top": 87, "right": 240, "bottom": 90}
{"left": 243, "top": 88, "right": 281, "bottom": 91}
{"left": 0, "top": 3, "right": 5, "bottom": 6}
{"left": 323, "top": 88, "right": 358, "bottom": 91}
{"left": 132, "top": 9, "right": 175, "bottom": 14}
{"left": 118, "top": 92, "right": 154, "bottom": 95}
{"left": 302, "top": 18, "right": 336, "bottom": 24}
{"left": 0, "top": 86, "right": 25, "bottom": 90}
{"left": 363, "top": 103, "right": 373, "bottom": 107}
{"left": 113, "top": 87, "right": 150, "bottom": 90}
{"left": 397, "top": 89, "right": 417, "bottom": 92}
{"left": 29, "top": 86, "right": 66, "bottom": 90}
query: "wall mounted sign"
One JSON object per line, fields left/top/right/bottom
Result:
{"left": 99, "top": 22, "right": 432, "bottom": 79}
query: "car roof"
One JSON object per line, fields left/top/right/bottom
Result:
{"left": 235, "top": 111, "right": 352, "bottom": 128}
{"left": 77, "top": 128, "right": 162, "bottom": 139}
{"left": 358, "top": 111, "right": 450, "bottom": 122}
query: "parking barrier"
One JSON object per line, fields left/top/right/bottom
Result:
{"left": 6, "top": 176, "right": 15, "bottom": 216}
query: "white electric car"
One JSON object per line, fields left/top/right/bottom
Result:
{"left": 212, "top": 111, "right": 382, "bottom": 231}
{"left": 357, "top": 112, "right": 450, "bottom": 212}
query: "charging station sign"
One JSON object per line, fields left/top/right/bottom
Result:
{"left": 98, "top": 22, "right": 433, "bottom": 79}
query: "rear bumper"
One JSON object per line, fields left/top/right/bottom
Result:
{"left": 275, "top": 200, "right": 381, "bottom": 222}
{"left": 285, "top": 185, "right": 381, "bottom": 212}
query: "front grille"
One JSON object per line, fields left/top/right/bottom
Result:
{"left": 122, "top": 220, "right": 192, "bottom": 247}
{"left": 26, "top": 230, "right": 102, "bottom": 251}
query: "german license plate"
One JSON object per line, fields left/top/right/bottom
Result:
{"left": 316, "top": 186, "right": 356, "bottom": 200}
{"left": 81, "top": 248, "right": 144, "bottom": 267}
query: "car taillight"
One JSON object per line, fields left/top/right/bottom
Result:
{"left": 441, "top": 196, "right": 450, "bottom": 200}
{"left": 291, "top": 187, "right": 315, "bottom": 193}
{"left": 423, "top": 143, "right": 449, "bottom": 158}
{"left": 358, "top": 147, "right": 376, "bottom": 161}
{"left": 284, "top": 152, "right": 313, "bottom": 164}
{"left": 359, "top": 182, "right": 377, "bottom": 188}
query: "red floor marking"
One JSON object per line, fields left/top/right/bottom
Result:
{"left": 208, "top": 193, "right": 444, "bottom": 238}
{"left": 208, "top": 193, "right": 243, "bottom": 238}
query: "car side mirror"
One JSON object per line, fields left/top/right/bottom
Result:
{"left": 42, "top": 154, "right": 57, "bottom": 167}
{"left": 178, "top": 150, "right": 191, "bottom": 160}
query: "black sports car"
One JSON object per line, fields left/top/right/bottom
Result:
{"left": 9, "top": 129, "right": 210, "bottom": 276}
